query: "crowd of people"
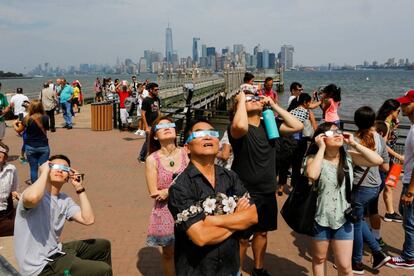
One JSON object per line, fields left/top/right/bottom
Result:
{"left": 1, "top": 72, "right": 414, "bottom": 276}
{"left": 142, "top": 73, "right": 414, "bottom": 276}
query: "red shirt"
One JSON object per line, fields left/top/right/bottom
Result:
{"left": 259, "top": 89, "right": 278, "bottom": 102}
{"left": 117, "top": 90, "right": 130, "bottom": 108}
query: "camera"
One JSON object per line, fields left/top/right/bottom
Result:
{"left": 344, "top": 206, "right": 358, "bottom": 224}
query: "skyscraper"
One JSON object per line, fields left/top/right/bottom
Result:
{"left": 280, "top": 45, "right": 294, "bottom": 70}
{"left": 165, "top": 26, "right": 174, "bottom": 64}
{"left": 192, "top": 38, "right": 200, "bottom": 65}
{"left": 262, "top": 49, "right": 269, "bottom": 69}
{"left": 201, "top": 44, "right": 207, "bottom": 58}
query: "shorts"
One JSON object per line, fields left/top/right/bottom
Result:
{"left": 0, "top": 121, "right": 6, "bottom": 139}
{"left": 313, "top": 221, "right": 354, "bottom": 241}
{"left": 250, "top": 192, "right": 278, "bottom": 232}
{"left": 71, "top": 98, "right": 79, "bottom": 106}
{"left": 120, "top": 108, "right": 129, "bottom": 124}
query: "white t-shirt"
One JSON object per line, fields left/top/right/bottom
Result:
{"left": 403, "top": 124, "right": 414, "bottom": 183}
{"left": 10, "top": 94, "right": 29, "bottom": 115}
{"left": 14, "top": 192, "right": 80, "bottom": 276}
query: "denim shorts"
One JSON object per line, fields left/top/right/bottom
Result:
{"left": 313, "top": 221, "right": 354, "bottom": 241}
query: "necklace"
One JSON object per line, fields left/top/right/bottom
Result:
{"left": 162, "top": 147, "right": 178, "bottom": 167}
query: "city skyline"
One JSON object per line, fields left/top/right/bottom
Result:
{"left": 1, "top": 0, "right": 414, "bottom": 73}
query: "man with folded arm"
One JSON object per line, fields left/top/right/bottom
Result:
{"left": 168, "top": 119, "right": 258, "bottom": 276}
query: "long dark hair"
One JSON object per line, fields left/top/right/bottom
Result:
{"left": 148, "top": 116, "right": 177, "bottom": 155}
{"left": 323, "top": 84, "right": 341, "bottom": 102}
{"left": 376, "top": 99, "right": 400, "bottom": 121}
{"left": 306, "top": 122, "right": 348, "bottom": 188}
{"left": 287, "top": 93, "right": 312, "bottom": 111}
{"left": 354, "top": 106, "right": 376, "bottom": 150}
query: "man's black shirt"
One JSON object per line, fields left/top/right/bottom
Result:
{"left": 141, "top": 96, "right": 161, "bottom": 127}
{"left": 229, "top": 121, "right": 277, "bottom": 194}
{"left": 168, "top": 163, "right": 247, "bottom": 276}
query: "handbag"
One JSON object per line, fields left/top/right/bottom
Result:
{"left": 281, "top": 174, "right": 319, "bottom": 236}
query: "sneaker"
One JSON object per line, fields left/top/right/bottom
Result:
{"left": 384, "top": 212, "right": 403, "bottom": 223}
{"left": 352, "top": 262, "right": 365, "bottom": 274}
{"left": 66, "top": 126, "right": 73, "bottom": 129}
{"left": 372, "top": 251, "right": 391, "bottom": 270}
{"left": 376, "top": 237, "right": 387, "bottom": 249}
{"left": 251, "top": 268, "right": 270, "bottom": 276}
{"left": 386, "top": 256, "right": 414, "bottom": 269}
{"left": 139, "top": 130, "right": 146, "bottom": 136}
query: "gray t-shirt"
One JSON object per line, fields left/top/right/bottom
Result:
{"left": 14, "top": 192, "right": 80, "bottom": 276}
{"left": 353, "top": 132, "right": 389, "bottom": 188}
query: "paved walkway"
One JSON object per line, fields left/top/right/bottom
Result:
{"left": 0, "top": 106, "right": 411, "bottom": 275}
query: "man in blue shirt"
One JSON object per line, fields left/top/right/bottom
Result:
{"left": 59, "top": 79, "right": 73, "bottom": 129}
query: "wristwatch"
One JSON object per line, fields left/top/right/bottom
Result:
{"left": 76, "top": 187, "right": 86, "bottom": 194}
{"left": 405, "top": 192, "right": 414, "bottom": 198}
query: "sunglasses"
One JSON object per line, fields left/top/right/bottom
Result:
{"left": 324, "top": 129, "right": 343, "bottom": 137}
{"left": 245, "top": 95, "right": 262, "bottom": 102}
{"left": 155, "top": 123, "right": 176, "bottom": 131}
{"left": 185, "top": 130, "right": 219, "bottom": 144}
{"left": 49, "top": 163, "right": 72, "bottom": 173}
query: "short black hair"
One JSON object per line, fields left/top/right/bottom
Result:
{"left": 290, "top": 82, "right": 302, "bottom": 92}
{"left": 147, "top": 82, "right": 159, "bottom": 91}
{"left": 243, "top": 72, "right": 255, "bottom": 83}
{"left": 184, "top": 118, "right": 213, "bottom": 143}
{"left": 49, "top": 154, "right": 71, "bottom": 167}
{"left": 264, "top": 77, "right": 273, "bottom": 83}
{"left": 16, "top": 87, "right": 23, "bottom": 93}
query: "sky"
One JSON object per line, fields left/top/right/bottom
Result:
{"left": 1, "top": 0, "right": 413, "bottom": 73}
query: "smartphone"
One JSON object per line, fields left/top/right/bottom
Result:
{"left": 18, "top": 113, "right": 24, "bottom": 121}
{"left": 75, "top": 174, "right": 85, "bottom": 181}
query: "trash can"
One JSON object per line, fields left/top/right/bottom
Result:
{"left": 91, "top": 102, "right": 113, "bottom": 131}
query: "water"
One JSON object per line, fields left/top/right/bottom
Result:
{"left": 281, "top": 70, "right": 414, "bottom": 123}
{"left": 1, "top": 70, "right": 414, "bottom": 122}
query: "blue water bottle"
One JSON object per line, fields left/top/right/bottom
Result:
{"left": 263, "top": 104, "right": 279, "bottom": 139}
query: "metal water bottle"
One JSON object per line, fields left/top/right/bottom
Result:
{"left": 262, "top": 104, "right": 279, "bottom": 139}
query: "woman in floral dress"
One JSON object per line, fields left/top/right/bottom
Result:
{"left": 145, "top": 116, "right": 189, "bottom": 276}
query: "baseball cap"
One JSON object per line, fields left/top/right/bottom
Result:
{"left": 396, "top": 90, "right": 414, "bottom": 104}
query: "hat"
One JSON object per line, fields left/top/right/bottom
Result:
{"left": 396, "top": 90, "right": 414, "bottom": 104}
{"left": 72, "top": 81, "right": 77, "bottom": 85}
{"left": 16, "top": 87, "right": 23, "bottom": 93}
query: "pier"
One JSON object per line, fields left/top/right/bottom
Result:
{"left": 0, "top": 70, "right": 409, "bottom": 276}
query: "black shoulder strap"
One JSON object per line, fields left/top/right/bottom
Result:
{"left": 343, "top": 156, "right": 352, "bottom": 203}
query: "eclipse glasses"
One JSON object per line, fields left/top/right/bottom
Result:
{"left": 155, "top": 123, "right": 176, "bottom": 131}
{"left": 185, "top": 130, "right": 219, "bottom": 144}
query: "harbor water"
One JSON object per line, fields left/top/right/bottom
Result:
{"left": 1, "top": 70, "right": 414, "bottom": 122}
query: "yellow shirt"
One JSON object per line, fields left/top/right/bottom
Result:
{"left": 73, "top": 87, "right": 80, "bottom": 99}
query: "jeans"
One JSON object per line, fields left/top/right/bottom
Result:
{"left": 61, "top": 101, "right": 72, "bottom": 127}
{"left": 39, "top": 239, "right": 112, "bottom": 276}
{"left": 25, "top": 145, "right": 50, "bottom": 183}
{"left": 400, "top": 184, "right": 414, "bottom": 260}
{"left": 352, "top": 186, "right": 382, "bottom": 264}
{"left": 139, "top": 134, "right": 148, "bottom": 161}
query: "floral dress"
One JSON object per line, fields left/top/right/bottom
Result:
{"left": 146, "top": 148, "right": 188, "bottom": 247}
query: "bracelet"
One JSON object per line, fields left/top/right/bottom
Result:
{"left": 76, "top": 187, "right": 86, "bottom": 194}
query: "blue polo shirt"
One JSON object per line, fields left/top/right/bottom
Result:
{"left": 59, "top": 84, "right": 73, "bottom": 103}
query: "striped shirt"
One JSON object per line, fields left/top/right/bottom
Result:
{"left": 0, "top": 164, "right": 18, "bottom": 211}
